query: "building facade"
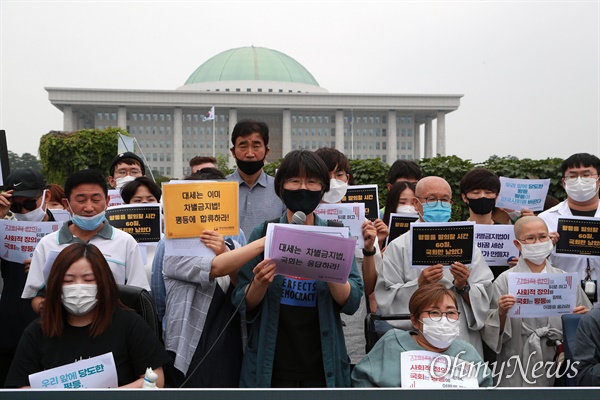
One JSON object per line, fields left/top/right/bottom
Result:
{"left": 47, "top": 46, "right": 461, "bottom": 178}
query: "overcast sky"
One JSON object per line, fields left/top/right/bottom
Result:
{"left": 1, "top": 0, "right": 598, "bottom": 163}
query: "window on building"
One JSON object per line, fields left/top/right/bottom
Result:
{"left": 153, "top": 153, "right": 157, "bottom": 162}
{"left": 160, "top": 153, "right": 164, "bottom": 162}
{"left": 167, "top": 140, "right": 171, "bottom": 148}
{"left": 382, "top": 141, "right": 387, "bottom": 150}
{"left": 376, "top": 142, "right": 380, "bottom": 150}
{"left": 407, "top": 117, "right": 412, "bottom": 124}
{"left": 408, "top": 128, "right": 412, "bottom": 137}
{"left": 167, "top": 114, "right": 172, "bottom": 122}
{"left": 167, "top": 127, "right": 171, "bottom": 135}
{"left": 408, "top": 141, "right": 412, "bottom": 150}
{"left": 146, "top": 114, "right": 151, "bottom": 121}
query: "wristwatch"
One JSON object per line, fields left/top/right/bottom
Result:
{"left": 454, "top": 282, "right": 471, "bottom": 294}
{"left": 362, "top": 248, "right": 377, "bottom": 257}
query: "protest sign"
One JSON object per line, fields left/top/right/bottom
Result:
{"left": 163, "top": 181, "right": 238, "bottom": 238}
{"left": 267, "top": 224, "right": 355, "bottom": 284}
{"left": 0, "top": 220, "right": 61, "bottom": 263}
{"left": 0, "top": 130, "right": 8, "bottom": 186}
{"left": 410, "top": 222, "right": 475, "bottom": 267}
{"left": 400, "top": 350, "right": 479, "bottom": 388}
{"left": 341, "top": 184, "right": 379, "bottom": 221}
{"left": 315, "top": 203, "right": 365, "bottom": 248}
{"left": 508, "top": 272, "right": 578, "bottom": 318}
{"left": 106, "top": 204, "right": 161, "bottom": 243}
{"left": 107, "top": 189, "right": 125, "bottom": 208}
{"left": 29, "top": 352, "right": 118, "bottom": 389}
{"left": 50, "top": 209, "right": 71, "bottom": 222}
{"left": 386, "top": 213, "right": 419, "bottom": 246}
{"left": 556, "top": 217, "right": 600, "bottom": 257}
{"left": 473, "top": 224, "right": 519, "bottom": 266}
{"left": 496, "top": 177, "right": 550, "bottom": 211}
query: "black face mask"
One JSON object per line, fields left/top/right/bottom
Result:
{"left": 236, "top": 158, "right": 264, "bottom": 176}
{"left": 466, "top": 197, "right": 496, "bottom": 215}
{"left": 281, "top": 189, "right": 323, "bottom": 216}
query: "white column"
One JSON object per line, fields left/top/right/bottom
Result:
{"left": 424, "top": 117, "right": 433, "bottom": 158}
{"left": 63, "top": 105, "right": 73, "bottom": 131}
{"left": 282, "top": 109, "right": 291, "bottom": 157}
{"left": 387, "top": 110, "right": 397, "bottom": 163}
{"left": 117, "top": 106, "right": 127, "bottom": 130}
{"left": 228, "top": 108, "right": 238, "bottom": 168}
{"left": 335, "top": 110, "right": 344, "bottom": 151}
{"left": 436, "top": 111, "right": 446, "bottom": 156}
{"left": 173, "top": 107, "right": 183, "bottom": 178}
{"left": 413, "top": 121, "right": 421, "bottom": 159}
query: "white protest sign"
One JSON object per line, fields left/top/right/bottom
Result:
{"left": 50, "top": 209, "right": 71, "bottom": 222}
{"left": 0, "top": 220, "right": 61, "bottom": 263}
{"left": 508, "top": 272, "right": 578, "bottom": 318}
{"left": 107, "top": 189, "right": 125, "bottom": 208}
{"left": 29, "top": 352, "right": 118, "bottom": 389}
{"left": 473, "top": 224, "right": 519, "bottom": 266}
{"left": 496, "top": 177, "right": 550, "bottom": 211}
{"left": 315, "top": 203, "right": 365, "bottom": 249}
{"left": 400, "top": 350, "right": 479, "bottom": 388}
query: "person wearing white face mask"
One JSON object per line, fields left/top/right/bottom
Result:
{"left": 107, "top": 152, "right": 146, "bottom": 189}
{"left": 481, "top": 216, "right": 591, "bottom": 387}
{"left": 5, "top": 243, "right": 170, "bottom": 388}
{"left": 539, "top": 153, "right": 600, "bottom": 304}
{"left": 0, "top": 169, "right": 56, "bottom": 386}
{"left": 352, "top": 283, "right": 492, "bottom": 387}
{"left": 22, "top": 169, "right": 149, "bottom": 318}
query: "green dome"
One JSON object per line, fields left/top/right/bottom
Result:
{"left": 184, "top": 46, "right": 320, "bottom": 87}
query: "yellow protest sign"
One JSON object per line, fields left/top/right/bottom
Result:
{"left": 163, "top": 181, "right": 239, "bottom": 238}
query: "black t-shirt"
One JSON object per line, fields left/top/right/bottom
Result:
{"left": 570, "top": 208, "right": 597, "bottom": 217}
{"left": 5, "top": 307, "right": 170, "bottom": 388}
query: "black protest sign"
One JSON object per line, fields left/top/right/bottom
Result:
{"left": 386, "top": 213, "right": 419, "bottom": 246}
{"left": 0, "top": 131, "right": 9, "bottom": 187}
{"left": 106, "top": 205, "right": 161, "bottom": 243}
{"left": 556, "top": 217, "right": 600, "bottom": 257}
{"left": 410, "top": 223, "right": 475, "bottom": 266}
{"left": 341, "top": 185, "right": 379, "bottom": 221}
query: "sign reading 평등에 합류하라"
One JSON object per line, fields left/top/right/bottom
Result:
{"left": 163, "top": 181, "right": 239, "bottom": 238}
{"left": 105, "top": 204, "right": 162, "bottom": 243}
{"left": 410, "top": 222, "right": 475, "bottom": 267}
{"left": 556, "top": 217, "right": 600, "bottom": 257}
{"left": 341, "top": 185, "right": 379, "bottom": 221}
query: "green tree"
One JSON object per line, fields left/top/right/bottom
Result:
{"left": 7, "top": 151, "right": 42, "bottom": 172}
{"left": 39, "top": 128, "right": 126, "bottom": 184}
{"left": 216, "top": 154, "right": 234, "bottom": 175}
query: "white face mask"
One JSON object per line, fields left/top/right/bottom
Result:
{"left": 115, "top": 175, "right": 136, "bottom": 189}
{"left": 322, "top": 179, "right": 348, "bottom": 204}
{"left": 396, "top": 205, "right": 417, "bottom": 214}
{"left": 62, "top": 284, "right": 98, "bottom": 316}
{"left": 520, "top": 240, "right": 554, "bottom": 265}
{"left": 13, "top": 190, "right": 47, "bottom": 222}
{"left": 565, "top": 177, "right": 599, "bottom": 202}
{"left": 420, "top": 317, "right": 460, "bottom": 349}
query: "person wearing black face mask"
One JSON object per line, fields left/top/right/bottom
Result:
{"left": 226, "top": 120, "right": 286, "bottom": 238}
{"left": 232, "top": 150, "right": 364, "bottom": 388}
{"left": 459, "top": 168, "right": 501, "bottom": 225}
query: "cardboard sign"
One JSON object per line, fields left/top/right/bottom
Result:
{"left": 508, "top": 272, "right": 578, "bottom": 318}
{"left": 0, "top": 220, "right": 61, "bottom": 263}
{"left": 266, "top": 224, "right": 355, "bottom": 284}
{"left": 341, "top": 184, "right": 379, "bottom": 221}
{"left": 315, "top": 203, "right": 365, "bottom": 249}
{"left": 400, "top": 350, "right": 479, "bottom": 388}
{"left": 496, "top": 177, "right": 550, "bottom": 211}
{"left": 473, "top": 224, "right": 519, "bottom": 266}
{"left": 106, "top": 204, "right": 162, "bottom": 243}
{"left": 556, "top": 217, "right": 600, "bottom": 257}
{"left": 386, "top": 213, "right": 419, "bottom": 246}
{"left": 163, "top": 181, "right": 239, "bottom": 238}
{"left": 29, "top": 352, "right": 118, "bottom": 389}
{"left": 410, "top": 222, "right": 475, "bottom": 267}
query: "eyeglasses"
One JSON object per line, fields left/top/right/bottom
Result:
{"left": 10, "top": 195, "right": 41, "bottom": 213}
{"left": 518, "top": 234, "right": 550, "bottom": 244}
{"left": 284, "top": 178, "right": 323, "bottom": 191}
{"left": 564, "top": 174, "right": 598, "bottom": 184}
{"left": 114, "top": 168, "right": 142, "bottom": 178}
{"left": 422, "top": 310, "right": 461, "bottom": 323}
{"left": 331, "top": 170, "right": 349, "bottom": 182}
{"left": 417, "top": 196, "right": 453, "bottom": 209}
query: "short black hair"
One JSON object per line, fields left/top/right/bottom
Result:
{"left": 120, "top": 177, "right": 162, "bottom": 203}
{"left": 387, "top": 160, "right": 421, "bottom": 185}
{"left": 314, "top": 147, "right": 351, "bottom": 174}
{"left": 108, "top": 152, "right": 145, "bottom": 176}
{"left": 64, "top": 169, "right": 108, "bottom": 200}
{"left": 230, "top": 120, "right": 269, "bottom": 147}
{"left": 184, "top": 168, "right": 226, "bottom": 181}
{"left": 561, "top": 153, "right": 600, "bottom": 177}
{"left": 459, "top": 168, "right": 501, "bottom": 195}
{"left": 274, "top": 150, "right": 330, "bottom": 198}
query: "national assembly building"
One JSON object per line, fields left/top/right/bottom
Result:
{"left": 46, "top": 46, "right": 462, "bottom": 178}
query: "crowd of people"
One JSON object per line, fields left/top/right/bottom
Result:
{"left": 1, "top": 119, "right": 599, "bottom": 389}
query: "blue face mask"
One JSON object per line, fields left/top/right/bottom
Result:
{"left": 421, "top": 202, "right": 452, "bottom": 223}
{"left": 72, "top": 211, "right": 106, "bottom": 231}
